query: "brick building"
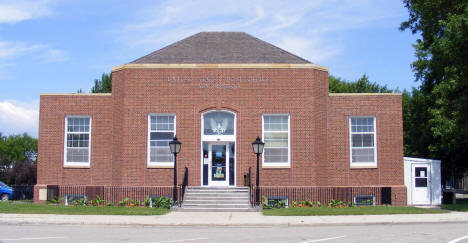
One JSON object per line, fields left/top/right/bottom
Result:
{"left": 35, "top": 32, "right": 406, "bottom": 207}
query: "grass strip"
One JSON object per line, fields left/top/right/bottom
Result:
{"left": 0, "top": 202, "right": 169, "bottom": 215}
{"left": 441, "top": 200, "right": 468, "bottom": 212}
{"left": 262, "top": 206, "right": 448, "bottom": 216}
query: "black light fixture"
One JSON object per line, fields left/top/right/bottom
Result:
{"left": 169, "top": 136, "right": 182, "bottom": 154}
{"left": 252, "top": 136, "right": 265, "bottom": 155}
{"left": 251, "top": 136, "right": 264, "bottom": 206}
{"left": 169, "top": 137, "right": 182, "bottom": 204}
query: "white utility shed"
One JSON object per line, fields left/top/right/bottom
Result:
{"left": 404, "top": 157, "right": 441, "bottom": 206}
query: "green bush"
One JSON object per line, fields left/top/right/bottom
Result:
{"left": 262, "top": 196, "right": 287, "bottom": 209}
{"left": 151, "top": 197, "right": 173, "bottom": 209}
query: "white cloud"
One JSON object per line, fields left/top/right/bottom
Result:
{"left": 117, "top": 0, "right": 403, "bottom": 63}
{"left": 42, "top": 49, "right": 68, "bottom": 62}
{"left": 0, "top": 1, "right": 64, "bottom": 68}
{"left": 0, "top": 41, "right": 67, "bottom": 63}
{"left": 0, "top": 100, "right": 39, "bottom": 137}
{"left": 0, "top": 41, "right": 45, "bottom": 59}
{"left": 0, "top": 0, "right": 54, "bottom": 24}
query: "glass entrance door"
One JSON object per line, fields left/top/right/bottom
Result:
{"left": 208, "top": 143, "right": 229, "bottom": 186}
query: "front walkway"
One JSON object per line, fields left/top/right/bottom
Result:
{"left": 1, "top": 211, "right": 468, "bottom": 226}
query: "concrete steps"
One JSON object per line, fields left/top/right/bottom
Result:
{"left": 178, "top": 186, "right": 254, "bottom": 212}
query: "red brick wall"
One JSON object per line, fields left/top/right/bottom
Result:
{"left": 37, "top": 94, "right": 113, "bottom": 186}
{"left": 327, "top": 94, "right": 404, "bottom": 187}
{"left": 110, "top": 68, "right": 329, "bottom": 187}
{"left": 36, "top": 67, "right": 405, "bottom": 201}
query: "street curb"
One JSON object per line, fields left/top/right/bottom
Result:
{"left": 2, "top": 220, "right": 468, "bottom": 227}
{"left": 1, "top": 212, "right": 468, "bottom": 227}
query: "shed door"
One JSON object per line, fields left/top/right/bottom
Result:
{"left": 412, "top": 164, "right": 431, "bottom": 205}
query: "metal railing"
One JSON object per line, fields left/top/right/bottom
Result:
{"left": 47, "top": 185, "right": 175, "bottom": 204}
{"left": 178, "top": 167, "right": 189, "bottom": 207}
{"left": 247, "top": 167, "right": 254, "bottom": 207}
{"left": 11, "top": 185, "right": 34, "bottom": 200}
{"left": 252, "top": 186, "right": 392, "bottom": 206}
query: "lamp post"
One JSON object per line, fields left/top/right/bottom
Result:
{"left": 169, "top": 137, "right": 182, "bottom": 204}
{"left": 251, "top": 136, "right": 264, "bottom": 206}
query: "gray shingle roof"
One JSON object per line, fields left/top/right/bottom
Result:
{"left": 130, "top": 32, "right": 311, "bottom": 64}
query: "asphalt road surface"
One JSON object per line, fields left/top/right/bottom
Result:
{"left": 1, "top": 223, "right": 468, "bottom": 243}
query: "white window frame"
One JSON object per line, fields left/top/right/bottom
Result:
{"left": 349, "top": 116, "right": 377, "bottom": 168}
{"left": 200, "top": 110, "right": 237, "bottom": 187}
{"left": 262, "top": 114, "right": 290, "bottom": 168}
{"left": 147, "top": 113, "right": 176, "bottom": 168}
{"left": 64, "top": 115, "right": 92, "bottom": 167}
{"left": 201, "top": 110, "right": 236, "bottom": 142}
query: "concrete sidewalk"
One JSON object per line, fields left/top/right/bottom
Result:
{"left": 1, "top": 211, "right": 468, "bottom": 226}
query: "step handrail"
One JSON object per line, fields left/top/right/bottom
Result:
{"left": 178, "top": 167, "right": 188, "bottom": 207}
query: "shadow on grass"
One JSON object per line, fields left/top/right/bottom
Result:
{"left": 442, "top": 200, "right": 468, "bottom": 212}
{"left": 0, "top": 202, "right": 169, "bottom": 215}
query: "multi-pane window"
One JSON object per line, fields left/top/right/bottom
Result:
{"left": 263, "top": 115, "right": 289, "bottom": 166}
{"left": 350, "top": 117, "right": 377, "bottom": 165}
{"left": 65, "top": 117, "right": 91, "bottom": 165}
{"left": 148, "top": 115, "right": 175, "bottom": 165}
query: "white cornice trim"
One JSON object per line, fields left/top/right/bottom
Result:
{"left": 329, "top": 93, "right": 402, "bottom": 96}
{"left": 40, "top": 93, "right": 112, "bottom": 96}
{"left": 111, "top": 63, "right": 328, "bottom": 72}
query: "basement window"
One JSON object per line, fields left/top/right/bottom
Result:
{"left": 354, "top": 195, "right": 375, "bottom": 206}
{"left": 65, "top": 194, "right": 87, "bottom": 206}
{"left": 264, "top": 196, "right": 288, "bottom": 209}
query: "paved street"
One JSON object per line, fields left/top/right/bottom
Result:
{"left": 1, "top": 223, "right": 468, "bottom": 243}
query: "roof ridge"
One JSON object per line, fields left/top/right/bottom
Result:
{"left": 129, "top": 32, "right": 312, "bottom": 64}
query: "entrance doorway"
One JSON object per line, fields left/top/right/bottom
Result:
{"left": 201, "top": 110, "right": 236, "bottom": 187}
{"left": 412, "top": 164, "right": 431, "bottom": 205}
{"left": 202, "top": 142, "right": 235, "bottom": 187}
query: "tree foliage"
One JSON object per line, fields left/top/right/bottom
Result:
{"left": 329, "top": 74, "right": 394, "bottom": 93}
{"left": 91, "top": 73, "right": 112, "bottom": 93}
{"left": 0, "top": 133, "right": 37, "bottom": 184}
{"left": 401, "top": 0, "right": 468, "bottom": 177}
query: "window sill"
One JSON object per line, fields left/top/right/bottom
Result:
{"left": 64, "top": 164, "right": 90, "bottom": 169}
{"left": 147, "top": 164, "right": 174, "bottom": 169}
{"left": 350, "top": 164, "right": 378, "bottom": 169}
{"left": 262, "top": 165, "right": 291, "bottom": 169}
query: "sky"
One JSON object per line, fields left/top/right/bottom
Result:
{"left": 0, "top": 0, "right": 420, "bottom": 138}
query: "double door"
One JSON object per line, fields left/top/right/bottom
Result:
{"left": 202, "top": 142, "right": 235, "bottom": 186}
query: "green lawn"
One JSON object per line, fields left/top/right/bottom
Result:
{"left": 263, "top": 206, "right": 448, "bottom": 216}
{"left": 0, "top": 202, "right": 169, "bottom": 215}
{"left": 441, "top": 200, "right": 468, "bottom": 212}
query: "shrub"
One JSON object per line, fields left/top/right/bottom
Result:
{"left": 119, "top": 197, "right": 129, "bottom": 207}
{"left": 48, "top": 196, "right": 63, "bottom": 204}
{"left": 144, "top": 197, "right": 151, "bottom": 207}
{"left": 262, "top": 196, "right": 287, "bottom": 209}
{"left": 90, "top": 195, "right": 106, "bottom": 206}
{"left": 151, "top": 197, "right": 173, "bottom": 209}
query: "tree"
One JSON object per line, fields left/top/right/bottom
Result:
{"left": 0, "top": 133, "right": 38, "bottom": 184}
{"left": 401, "top": 0, "right": 468, "bottom": 179}
{"left": 91, "top": 73, "right": 112, "bottom": 93}
{"left": 329, "top": 74, "right": 394, "bottom": 93}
